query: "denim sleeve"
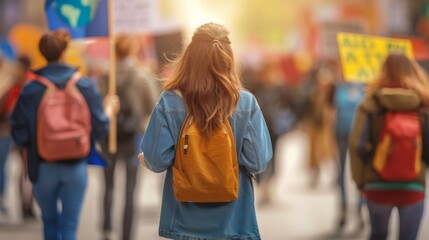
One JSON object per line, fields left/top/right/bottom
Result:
{"left": 10, "top": 94, "right": 30, "bottom": 148}
{"left": 141, "top": 104, "right": 175, "bottom": 173}
{"left": 79, "top": 80, "right": 110, "bottom": 141}
{"left": 241, "top": 107, "right": 273, "bottom": 174}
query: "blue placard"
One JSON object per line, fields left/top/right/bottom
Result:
{"left": 45, "top": 0, "right": 108, "bottom": 39}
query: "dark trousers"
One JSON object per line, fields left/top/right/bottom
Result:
{"left": 368, "top": 200, "right": 424, "bottom": 240}
{"left": 102, "top": 154, "right": 138, "bottom": 240}
{"left": 336, "top": 134, "right": 364, "bottom": 211}
{"left": 336, "top": 134, "right": 349, "bottom": 210}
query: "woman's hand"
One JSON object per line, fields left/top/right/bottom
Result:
{"left": 138, "top": 152, "right": 146, "bottom": 168}
{"left": 103, "top": 94, "right": 120, "bottom": 117}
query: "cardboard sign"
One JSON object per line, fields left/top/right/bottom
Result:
{"left": 337, "top": 32, "right": 414, "bottom": 83}
{"left": 114, "top": 0, "right": 153, "bottom": 33}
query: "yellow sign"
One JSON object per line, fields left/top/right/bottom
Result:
{"left": 337, "top": 32, "right": 414, "bottom": 83}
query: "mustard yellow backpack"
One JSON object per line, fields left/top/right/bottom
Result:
{"left": 173, "top": 115, "right": 239, "bottom": 202}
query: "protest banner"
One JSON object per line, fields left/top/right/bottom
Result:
{"left": 337, "top": 32, "right": 414, "bottom": 83}
{"left": 45, "top": 0, "right": 108, "bottom": 38}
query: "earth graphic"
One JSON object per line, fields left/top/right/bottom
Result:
{"left": 53, "top": 0, "right": 101, "bottom": 28}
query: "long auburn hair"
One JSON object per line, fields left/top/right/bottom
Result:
{"left": 163, "top": 23, "right": 242, "bottom": 137}
{"left": 368, "top": 53, "right": 429, "bottom": 106}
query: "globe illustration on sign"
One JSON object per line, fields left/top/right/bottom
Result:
{"left": 54, "top": 0, "right": 101, "bottom": 28}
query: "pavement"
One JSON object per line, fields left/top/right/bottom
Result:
{"left": 1, "top": 129, "right": 429, "bottom": 240}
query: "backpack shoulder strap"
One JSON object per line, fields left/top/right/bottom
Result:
{"left": 179, "top": 114, "right": 192, "bottom": 135}
{"left": 65, "top": 72, "right": 82, "bottom": 90}
{"left": 225, "top": 117, "right": 236, "bottom": 147}
{"left": 36, "top": 76, "right": 58, "bottom": 90}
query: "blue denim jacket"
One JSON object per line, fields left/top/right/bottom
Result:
{"left": 141, "top": 90, "right": 272, "bottom": 240}
{"left": 10, "top": 63, "right": 110, "bottom": 182}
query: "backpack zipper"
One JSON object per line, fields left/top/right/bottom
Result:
{"left": 184, "top": 135, "right": 189, "bottom": 154}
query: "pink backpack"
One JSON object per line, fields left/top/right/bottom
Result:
{"left": 36, "top": 73, "right": 92, "bottom": 162}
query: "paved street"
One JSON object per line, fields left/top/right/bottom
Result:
{"left": 1, "top": 130, "right": 429, "bottom": 239}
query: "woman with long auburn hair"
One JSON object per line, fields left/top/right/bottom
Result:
{"left": 163, "top": 23, "right": 242, "bottom": 138}
{"left": 349, "top": 53, "right": 429, "bottom": 240}
{"left": 140, "top": 23, "right": 272, "bottom": 239}
{"left": 366, "top": 53, "right": 429, "bottom": 104}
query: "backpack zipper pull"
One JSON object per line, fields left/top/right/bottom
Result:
{"left": 184, "top": 135, "right": 189, "bottom": 154}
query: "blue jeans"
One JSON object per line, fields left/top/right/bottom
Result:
{"left": 367, "top": 200, "right": 424, "bottom": 240}
{"left": 0, "top": 135, "right": 12, "bottom": 197}
{"left": 336, "top": 134, "right": 364, "bottom": 211}
{"left": 33, "top": 161, "right": 88, "bottom": 240}
{"left": 336, "top": 134, "right": 348, "bottom": 209}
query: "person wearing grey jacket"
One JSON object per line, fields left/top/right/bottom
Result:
{"left": 98, "top": 34, "right": 159, "bottom": 240}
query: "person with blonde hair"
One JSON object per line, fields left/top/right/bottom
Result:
{"left": 98, "top": 33, "right": 159, "bottom": 240}
{"left": 349, "top": 53, "right": 429, "bottom": 240}
{"left": 10, "top": 30, "right": 117, "bottom": 240}
{"left": 140, "top": 23, "right": 272, "bottom": 239}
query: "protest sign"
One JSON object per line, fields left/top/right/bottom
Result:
{"left": 337, "top": 32, "right": 413, "bottom": 83}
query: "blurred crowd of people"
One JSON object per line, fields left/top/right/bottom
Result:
{"left": 241, "top": 52, "right": 367, "bottom": 232}
{"left": 0, "top": 31, "right": 159, "bottom": 240}
{"left": 1, "top": 24, "right": 429, "bottom": 240}
{"left": 0, "top": 1, "right": 429, "bottom": 239}
{"left": 0, "top": 54, "right": 37, "bottom": 221}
